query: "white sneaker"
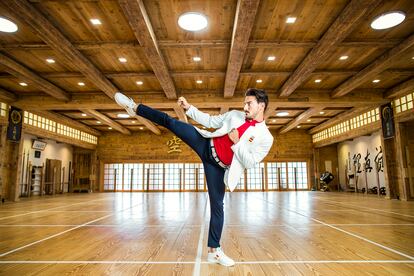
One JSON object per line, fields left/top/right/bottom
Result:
{"left": 207, "top": 247, "right": 235, "bottom": 267}
{"left": 114, "top": 92, "right": 138, "bottom": 117}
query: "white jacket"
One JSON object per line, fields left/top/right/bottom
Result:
{"left": 185, "top": 105, "right": 274, "bottom": 192}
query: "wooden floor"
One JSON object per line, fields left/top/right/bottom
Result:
{"left": 0, "top": 192, "right": 413, "bottom": 275}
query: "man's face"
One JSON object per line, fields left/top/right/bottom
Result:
{"left": 244, "top": 96, "right": 264, "bottom": 120}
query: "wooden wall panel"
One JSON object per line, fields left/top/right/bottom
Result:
{"left": 97, "top": 129, "right": 313, "bottom": 163}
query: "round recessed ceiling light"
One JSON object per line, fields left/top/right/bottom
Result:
{"left": 297, "top": 125, "right": 301, "bottom": 128}
{"left": 339, "top": 55, "right": 348, "bottom": 60}
{"left": 136, "top": 81, "right": 143, "bottom": 85}
{"left": 267, "top": 56, "right": 276, "bottom": 61}
{"left": 97, "top": 121, "right": 101, "bottom": 124}
{"left": 276, "top": 111, "right": 289, "bottom": 117}
{"left": 178, "top": 12, "right": 208, "bottom": 32}
{"left": 108, "top": 127, "right": 112, "bottom": 130}
{"left": 81, "top": 113, "right": 87, "bottom": 117}
{"left": 19, "top": 82, "right": 28, "bottom": 86}
{"left": 256, "top": 79, "right": 262, "bottom": 83}
{"left": 0, "top": 17, "right": 18, "bottom": 33}
{"left": 319, "top": 111, "right": 325, "bottom": 115}
{"left": 372, "top": 79, "right": 381, "bottom": 83}
{"left": 118, "top": 57, "right": 127, "bottom": 63}
{"left": 371, "top": 11, "right": 405, "bottom": 30}
{"left": 117, "top": 113, "right": 130, "bottom": 118}
{"left": 46, "top": 58, "right": 55, "bottom": 64}
{"left": 196, "top": 80, "right": 203, "bottom": 84}
{"left": 193, "top": 56, "right": 201, "bottom": 62}
{"left": 139, "top": 127, "right": 144, "bottom": 130}
{"left": 314, "top": 79, "right": 321, "bottom": 83}
{"left": 78, "top": 82, "right": 85, "bottom": 86}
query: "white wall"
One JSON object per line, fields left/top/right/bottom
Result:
{"left": 22, "top": 133, "right": 73, "bottom": 189}
{"left": 337, "top": 131, "right": 385, "bottom": 190}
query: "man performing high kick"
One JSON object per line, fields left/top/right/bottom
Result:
{"left": 115, "top": 88, "right": 274, "bottom": 266}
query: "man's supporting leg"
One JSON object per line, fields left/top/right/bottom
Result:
{"left": 203, "top": 161, "right": 226, "bottom": 248}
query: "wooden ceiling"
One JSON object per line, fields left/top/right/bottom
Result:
{"left": 0, "top": 0, "right": 413, "bottom": 136}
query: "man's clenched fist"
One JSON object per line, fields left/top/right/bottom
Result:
{"left": 177, "top": 97, "right": 191, "bottom": 111}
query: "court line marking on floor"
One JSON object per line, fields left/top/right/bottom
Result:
{"left": 0, "top": 201, "right": 145, "bottom": 258}
{"left": 0, "top": 198, "right": 110, "bottom": 221}
{"left": 255, "top": 196, "right": 414, "bottom": 261}
{"left": 0, "top": 260, "right": 413, "bottom": 265}
{"left": 1, "top": 223, "right": 413, "bottom": 228}
{"left": 316, "top": 197, "right": 414, "bottom": 219}
{"left": 193, "top": 195, "right": 208, "bottom": 276}
{"left": 0, "top": 210, "right": 111, "bottom": 213}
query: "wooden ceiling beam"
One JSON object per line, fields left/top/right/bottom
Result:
{"left": 173, "top": 106, "right": 188, "bottom": 123}
{"left": 0, "top": 39, "right": 402, "bottom": 50}
{"left": 223, "top": 0, "right": 260, "bottom": 98}
{"left": 220, "top": 107, "right": 230, "bottom": 114}
{"left": 119, "top": 0, "right": 177, "bottom": 100}
{"left": 385, "top": 78, "right": 414, "bottom": 99}
{"left": 278, "top": 0, "right": 381, "bottom": 97}
{"left": 0, "top": 53, "right": 70, "bottom": 101}
{"left": 279, "top": 107, "right": 324, "bottom": 134}
{"left": 2, "top": 69, "right": 411, "bottom": 80}
{"left": 0, "top": 87, "right": 18, "bottom": 102}
{"left": 332, "top": 32, "right": 414, "bottom": 98}
{"left": 133, "top": 115, "right": 162, "bottom": 135}
{"left": 80, "top": 109, "right": 131, "bottom": 135}
{"left": 13, "top": 90, "right": 387, "bottom": 111}
{"left": 4, "top": 0, "right": 119, "bottom": 99}
{"left": 33, "top": 110, "right": 102, "bottom": 137}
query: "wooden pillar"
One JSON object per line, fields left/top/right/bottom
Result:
{"left": 393, "top": 122, "right": 413, "bottom": 201}
{"left": 0, "top": 126, "right": 24, "bottom": 202}
{"left": 313, "top": 148, "right": 320, "bottom": 190}
{"left": 380, "top": 132, "right": 399, "bottom": 199}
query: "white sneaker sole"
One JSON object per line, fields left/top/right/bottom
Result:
{"left": 207, "top": 258, "right": 235, "bottom": 267}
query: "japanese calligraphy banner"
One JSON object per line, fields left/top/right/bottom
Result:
{"left": 380, "top": 103, "right": 395, "bottom": 140}
{"left": 6, "top": 106, "right": 23, "bottom": 143}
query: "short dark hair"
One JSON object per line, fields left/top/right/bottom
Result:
{"left": 245, "top": 88, "right": 269, "bottom": 111}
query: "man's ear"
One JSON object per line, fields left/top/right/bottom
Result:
{"left": 259, "top": 102, "right": 265, "bottom": 110}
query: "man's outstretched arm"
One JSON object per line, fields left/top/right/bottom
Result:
{"left": 178, "top": 96, "right": 229, "bottom": 129}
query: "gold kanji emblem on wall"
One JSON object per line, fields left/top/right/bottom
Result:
{"left": 167, "top": 136, "right": 182, "bottom": 153}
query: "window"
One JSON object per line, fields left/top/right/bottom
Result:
{"left": 287, "top": 162, "right": 308, "bottom": 189}
{"left": 0, "top": 103, "right": 7, "bottom": 117}
{"left": 394, "top": 92, "right": 414, "bottom": 114}
{"left": 313, "top": 107, "right": 380, "bottom": 143}
{"left": 123, "top": 163, "right": 144, "bottom": 191}
{"left": 267, "top": 162, "right": 287, "bottom": 190}
{"left": 103, "top": 161, "right": 309, "bottom": 192}
{"left": 145, "top": 163, "right": 163, "bottom": 191}
{"left": 246, "top": 163, "right": 264, "bottom": 190}
{"left": 165, "top": 163, "right": 183, "bottom": 191}
{"left": 23, "top": 111, "right": 97, "bottom": 145}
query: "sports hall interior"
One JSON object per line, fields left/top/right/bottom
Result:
{"left": 0, "top": 0, "right": 413, "bottom": 275}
